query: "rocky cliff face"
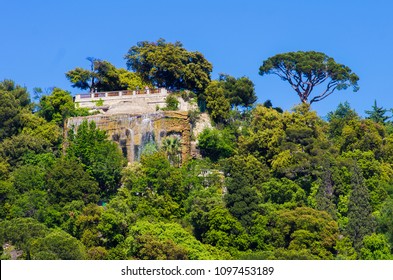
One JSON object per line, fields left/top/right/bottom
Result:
{"left": 65, "top": 111, "right": 191, "bottom": 163}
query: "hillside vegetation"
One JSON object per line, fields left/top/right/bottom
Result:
{"left": 1, "top": 40, "right": 393, "bottom": 260}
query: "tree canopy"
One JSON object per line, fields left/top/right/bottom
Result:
{"left": 0, "top": 80, "right": 31, "bottom": 140}
{"left": 365, "top": 100, "right": 391, "bottom": 123}
{"left": 203, "top": 74, "right": 257, "bottom": 123}
{"left": 218, "top": 74, "right": 257, "bottom": 109}
{"left": 259, "top": 51, "right": 359, "bottom": 104}
{"left": 125, "top": 38, "right": 212, "bottom": 94}
{"left": 66, "top": 58, "right": 146, "bottom": 92}
{"left": 67, "top": 120, "right": 124, "bottom": 197}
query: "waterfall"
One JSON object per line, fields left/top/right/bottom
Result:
{"left": 141, "top": 116, "right": 154, "bottom": 144}
{"left": 126, "top": 128, "right": 134, "bottom": 162}
{"left": 135, "top": 115, "right": 158, "bottom": 160}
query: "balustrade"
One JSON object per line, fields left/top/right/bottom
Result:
{"left": 75, "top": 88, "right": 167, "bottom": 101}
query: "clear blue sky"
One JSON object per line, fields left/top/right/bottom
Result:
{"left": 1, "top": 0, "right": 392, "bottom": 117}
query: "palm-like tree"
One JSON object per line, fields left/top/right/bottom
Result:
{"left": 162, "top": 136, "right": 181, "bottom": 166}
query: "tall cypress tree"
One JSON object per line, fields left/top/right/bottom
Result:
{"left": 316, "top": 167, "right": 337, "bottom": 219}
{"left": 224, "top": 155, "right": 267, "bottom": 228}
{"left": 346, "top": 164, "right": 376, "bottom": 251}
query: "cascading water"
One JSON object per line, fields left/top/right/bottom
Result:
{"left": 126, "top": 128, "right": 134, "bottom": 162}
{"left": 135, "top": 114, "right": 158, "bottom": 160}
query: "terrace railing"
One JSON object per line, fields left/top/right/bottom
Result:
{"left": 75, "top": 88, "right": 168, "bottom": 101}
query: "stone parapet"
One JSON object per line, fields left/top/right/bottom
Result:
{"left": 74, "top": 88, "right": 169, "bottom": 109}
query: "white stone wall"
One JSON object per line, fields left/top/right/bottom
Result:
{"left": 74, "top": 88, "right": 191, "bottom": 115}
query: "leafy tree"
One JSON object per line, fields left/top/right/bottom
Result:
{"left": 238, "top": 105, "right": 285, "bottom": 161}
{"left": 140, "top": 152, "right": 171, "bottom": 194}
{"left": 21, "top": 152, "right": 56, "bottom": 170}
{"left": 12, "top": 164, "right": 46, "bottom": 193}
{"left": 203, "top": 75, "right": 257, "bottom": 123}
{"left": 0, "top": 218, "right": 49, "bottom": 259}
{"left": 0, "top": 80, "right": 31, "bottom": 140}
{"left": 38, "top": 88, "right": 89, "bottom": 126}
{"left": 139, "top": 152, "right": 188, "bottom": 206}
{"left": 360, "top": 234, "right": 392, "bottom": 260}
{"left": 204, "top": 80, "right": 231, "bottom": 123}
{"left": 0, "top": 133, "right": 51, "bottom": 168}
{"left": 131, "top": 234, "right": 189, "bottom": 260}
{"left": 0, "top": 158, "right": 10, "bottom": 180}
{"left": 327, "top": 102, "right": 359, "bottom": 138}
{"left": 92, "top": 60, "right": 128, "bottom": 91}
{"left": 66, "top": 58, "right": 145, "bottom": 92}
{"left": 381, "top": 134, "right": 393, "bottom": 163}
{"left": 71, "top": 203, "right": 103, "bottom": 246}
{"left": 162, "top": 95, "right": 179, "bottom": 111}
{"left": 121, "top": 162, "right": 148, "bottom": 195}
{"left": 125, "top": 38, "right": 212, "bottom": 93}
{"left": 46, "top": 157, "right": 99, "bottom": 205}
{"left": 67, "top": 120, "right": 125, "bottom": 196}
{"left": 339, "top": 150, "right": 389, "bottom": 210}
{"left": 19, "top": 112, "right": 63, "bottom": 148}
{"left": 365, "top": 100, "right": 391, "bottom": 123}
{"left": 259, "top": 51, "right": 359, "bottom": 104}
{"left": 0, "top": 105, "right": 62, "bottom": 169}
{"left": 8, "top": 190, "right": 50, "bottom": 221}
{"left": 260, "top": 178, "right": 306, "bottom": 208}
{"left": 219, "top": 74, "right": 257, "bottom": 109}
{"left": 197, "top": 128, "right": 235, "bottom": 162}
{"left": 186, "top": 183, "right": 226, "bottom": 239}
{"left": 97, "top": 208, "right": 128, "bottom": 248}
{"left": 340, "top": 119, "right": 385, "bottom": 154}
{"left": 86, "top": 246, "right": 108, "bottom": 260}
{"left": 127, "top": 220, "right": 228, "bottom": 260}
{"left": 263, "top": 248, "right": 317, "bottom": 260}
{"left": 200, "top": 207, "right": 250, "bottom": 251}
{"left": 256, "top": 104, "right": 328, "bottom": 184}
{"left": 268, "top": 207, "right": 339, "bottom": 259}
{"left": 327, "top": 103, "right": 385, "bottom": 155}
{"left": 30, "top": 229, "right": 87, "bottom": 260}
{"left": 335, "top": 236, "right": 357, "bottom": 260}
{"left": 116, "top": 68, "right": 148, "bottom": 90}
{"left": 377, "top": 199, "right": 393, "bottom": 249}
{"left": 248, "top": 214, "right": 272, "bottom": 251}
{"left": 66, "top": 57, "right": 97, "bottom": 92}
{"left": 0, "top": 180, "right": 15, "bottom": 218}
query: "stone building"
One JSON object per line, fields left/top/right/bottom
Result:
{"left": 67, "top": 89, "right": 195, "bottom": 164}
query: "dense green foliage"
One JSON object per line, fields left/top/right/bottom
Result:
{"left": 162, "top": 95, "right": 180, "bottom": 111}
{"left": 66, "top": 58, "right": 147, "bottom": 92}
{"left": 38, "top": 88, "right": 89, "bottom": 126}
{"left": 203, "top": 75, "right": 257, "bottom": 123}
{"left": 365, "top": 100, "right": 392, "bottom": 123}
{"left": 0, "top": 80, "right": 32, "bottom": 140}
{"left": 125, "top": 38, "right": 212, "bottom": 94}
{"left": 1, "top": 43, "right": 393, "bottom": 260}
{"left": 67, "top": 120, "right": 125, "bottom": 197}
